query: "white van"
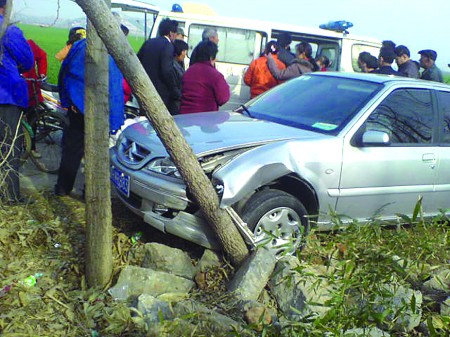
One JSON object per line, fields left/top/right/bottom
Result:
{"left": 112, "top": 1, "right": 381, "bottom": 109}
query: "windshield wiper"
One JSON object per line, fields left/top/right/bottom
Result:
{"left": 239, "top": 104, "right": 253, "bottom": 118}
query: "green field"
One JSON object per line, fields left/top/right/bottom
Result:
{"left": 18, "top": 24, "right": 145, "bottom": 84}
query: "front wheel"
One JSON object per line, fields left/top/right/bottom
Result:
{"left": 240, "top": 189, "right": 310, "bottom": 256}
{"left": 30, "top": 111, "right": 68, "bottom": 174}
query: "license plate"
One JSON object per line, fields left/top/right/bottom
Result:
{"left": 111, "top": 166, "right": 130, "bottom": 197}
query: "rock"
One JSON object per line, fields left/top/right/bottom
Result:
{"left": 108, "top": 266, "right": 195, "bottom": 300}
{"left": 227, "top": 247, "right": 277, "bottom": 301}
{"left": 243, "top": 304, "right": 272, "bottom": 332}
{"left": 343, "top": 327, "right": 391, "bottom": 336}
{"left": 135, "top": 294, "right": 173, "bottom": 325}
{"left": 173, "top": 299, "right": 242, "bottom": 334}
{"left": 422, "top": 268, "right": 450, "bottom": 294}
{"left": 268, "top": 256, "right": 334, "bottom": 320}
{"left": 141, "top": 243, "right": 197, "bottom": 279}
{"left": 157, "top": 292, "right": 189, "bottom": 303}
{"left": 441, "top": 296, "right": 450, "bottom": 316}
{"left": 372, "top": 283, "right": 422, "bottom": 332}
{"left": 196, "top": 249, "right": 222, "bottom": 272}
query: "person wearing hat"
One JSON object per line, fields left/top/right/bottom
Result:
{"left": 176, "top": 27, "right": 187, "bottom": 41}
{"left": 55, "top": 26, "right": 86, "bottom": 62}
{"left": 394, "top": 45, "right": 419, "bottom": 78}
{"left": 418, "top": 49, "right": 443, "bottom": 83}
{"left": 372, "top": 46, "right": 403, "bottom": 76}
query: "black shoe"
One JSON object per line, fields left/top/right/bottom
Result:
{"left": 54, "top": 185, "right": 70, "bottom": 196}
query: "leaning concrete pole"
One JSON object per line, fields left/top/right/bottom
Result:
{"left": 84, "top": 0, "right": 113, "bottom": 288}
{"left": 75, "top": 0, "right": 249, "bottom": 267}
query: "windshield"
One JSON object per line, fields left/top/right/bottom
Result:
{"left": 246, "top": 75, "right": 382, "bottom": 134}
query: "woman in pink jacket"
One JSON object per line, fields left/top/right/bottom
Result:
{"left": 180, "top": 41, "right": 230, "bottom": 114}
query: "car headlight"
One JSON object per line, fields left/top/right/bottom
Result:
{"left": 146, "top": 157, "right": 181, "bottom": 178}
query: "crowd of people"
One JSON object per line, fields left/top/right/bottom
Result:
{"left": 0, "top": 0, "right": 448, "bottom": 202}
{"left": 358, "top": 40, "right": 444, "bottom": 82}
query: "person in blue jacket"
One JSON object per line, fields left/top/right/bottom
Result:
{"left": 55, "top": 37, "right": 124, "bottom": 196}
{"left": 0, "top": 0, "right": 34, "bottom": 203}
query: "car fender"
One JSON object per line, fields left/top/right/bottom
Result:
{"left": 213, "top": 139, "right": 343, "bottom": 208}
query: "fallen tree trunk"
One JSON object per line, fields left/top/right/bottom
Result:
{"left": 75, "top": 0, "right": 249, "bottom": 267}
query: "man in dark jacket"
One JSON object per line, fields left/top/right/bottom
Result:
{"left": 276, "top": 32, "right": 295, "bottom": 66}
{"left": 419, "top": 49, "right": 443, "bottom": 83}
{"left": 394, "top": 45, "right": 419, "bottom": 78}
{"left": 372, "top": 47, "right": 403, "bottom": 76}
{"left": 137, "top": 18, "right": 180, "bottom": 114}
{"left": 0, "top": 0, "right": 34, "bottom": 203}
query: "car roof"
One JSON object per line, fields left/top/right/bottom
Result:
{"left": 310, "top": 71, "right": 450, "bottom": 89}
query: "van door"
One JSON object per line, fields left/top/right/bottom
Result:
{"left": 186, "top": 24, "right": 266, "bottom": 110}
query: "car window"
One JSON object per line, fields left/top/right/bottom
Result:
{"left": 246, "top": 75, "right": 381, "bottom": 134}
{"left": 188, "top": 24, "right": 259, "bottom": 64}
{"left": 365, "top": 89, "right": 434, "bottom": 144}
{"left": 437, "top": 91, "right": 450, "bottom": 144}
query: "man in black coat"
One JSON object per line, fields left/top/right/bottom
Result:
{"left": 137, "top": 18, "right": 180, "bottom": 114}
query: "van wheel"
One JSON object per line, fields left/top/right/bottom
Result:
{"left": 240, "top": 189, "right": 309, "bottom": 255}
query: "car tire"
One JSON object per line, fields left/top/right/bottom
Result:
{"left": 240, "top": 189, "right": 310, "bottom": 255}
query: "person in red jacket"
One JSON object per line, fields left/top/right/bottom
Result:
{"left": 180, "top": 41, "right": 230, "bottom": 114}
{"left": 22, "top": 39, "right": 47, "bottom": 158}
{"left": 244, "top": 40, "right": 286, "bottom": 99}
{"left": 22, "top": 39, "right": 47, "bottom": 107}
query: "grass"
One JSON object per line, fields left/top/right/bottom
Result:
{"left": 0, "top": 193, "right": 448, "bottom": 336}
{"left": 18, "top": 24, "right": 145, "bottom": 84}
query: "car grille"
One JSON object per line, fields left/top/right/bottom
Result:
{"left": 119, "top": 137, "right": 151, "bottom": 165}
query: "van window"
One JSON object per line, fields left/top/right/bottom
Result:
{"left": 352, "top": 44, "right": 380, "bottom": 72}
{"left": 188, "top": 24, "right": 259, "bottom": 64}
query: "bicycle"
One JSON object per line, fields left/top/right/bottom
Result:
{"left": 19, "top": 77, "right": 69, "bottom": 174}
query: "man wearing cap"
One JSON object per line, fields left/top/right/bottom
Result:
{"left": 176, "top": 27, "right": 187, "bottom": 41}
{"left": 394, "top": 45, "right": 419, "bottom": 78}
{"left": 419, "top": 49, "right": 443, "bottom": 83}
{"left": 372, "top": 47, "right": 403, "bottom": 76}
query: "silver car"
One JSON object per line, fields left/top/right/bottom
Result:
{"left": 110, "top": 72, "right": 450, "bottom": 252}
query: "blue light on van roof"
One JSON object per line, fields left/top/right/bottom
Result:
{"left": 172, "top": 3, "right": 183, "bottom": 12}
{"left": 319, "top": 21, "right": 354, "bottom": 33}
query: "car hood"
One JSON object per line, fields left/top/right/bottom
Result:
{"left": 121, "top": 111, "right": 328, "bottom": 158}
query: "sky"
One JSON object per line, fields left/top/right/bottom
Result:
{"left": 12, "top": 0, "right": 450, "bottom": 70}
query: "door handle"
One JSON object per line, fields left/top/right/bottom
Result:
{"left": 422, "top": 153, "right": 436, "bottom": 163}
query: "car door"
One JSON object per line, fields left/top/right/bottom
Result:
{"left": 336, "top": 88, "right": 439, "bottom": 221}
{"left": 434, "top": 90, "right": 450, "bottom": 213}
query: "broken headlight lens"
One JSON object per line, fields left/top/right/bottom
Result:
{"left": 146, "top": 157, "right": 181, "bottom": 178}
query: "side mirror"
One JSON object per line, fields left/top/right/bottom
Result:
{"left": 362, "top": 130, "right": 390, "bottom": 146}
